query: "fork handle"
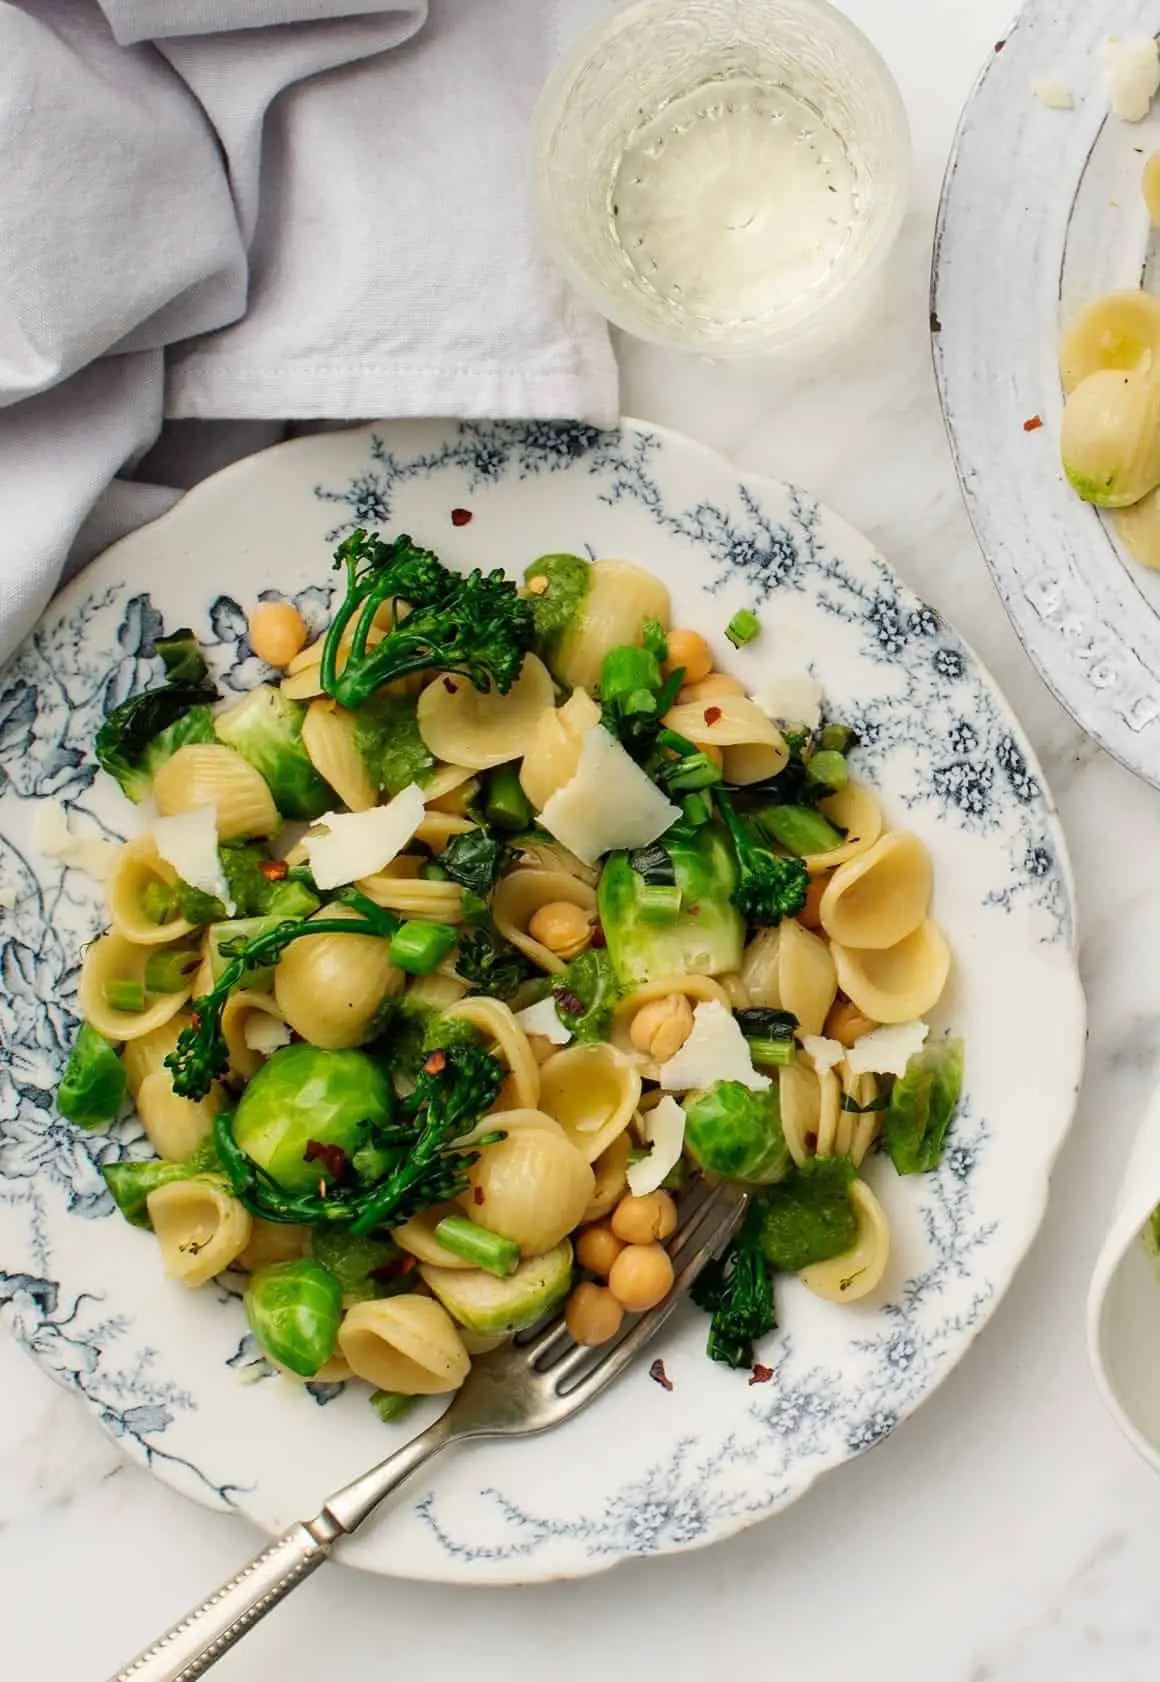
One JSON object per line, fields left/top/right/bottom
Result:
{"left": 108, "top": 1417, "right": 456, "bottom": 1682}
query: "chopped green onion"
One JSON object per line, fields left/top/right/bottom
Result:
{"left": 638, "top": 883, "right": 683, "bottom": 924}
{"left": 681, "top": 791, "right": 713, "bottom": 827}
{"left": 388, "top": 920, "right": 459, "bottom": 976}
{"left": 142, "top": 880, "right": 177, "bottom": 925}
{"left": 370, "top": 1389, "right": 418, "bottom": 1424}
{"left": 460, "top": 890, "right": 490, "bottom": 924}
{"left": 483, "top": 763, "right": 533, "bottom": 833}
{"left": 143, "top": 948, "right": 202, "bottom": 993}
{"left": 655, "top": 730, "right": 725, "bottom": 793}
{"left": 265, "top": 880, "right": 322, "bottom": 920}
{"left": 756, "top": 804, "right": 845, "bottom": 857}
{"left": 746, "top": 1037, "right": 797, "bottom": 1067}
{"left": 104, "top": 979, "right": 146, "bottom": 1013}
{"left": 804, "top": 750, "right": 849, "bottom": 794}
{"left": 725, "top": 608, "right": 760, "bottom": 648}
{"left": 433, "top": 1215, "right": 520, "bottom": 1276}
{"left": 817, "top": 723, "right": 859, "bottom": 754}
{"left": 419, "top": 859, "right": 449, "bottom": 882}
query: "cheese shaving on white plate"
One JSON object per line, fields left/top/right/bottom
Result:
{"left": 844, "top": 1020, "right": 929, "bottom": 1078}
{"left": 514, "top": 995, "right": 572, "bottom": 1045}
{"left": 33, "top": 799, "right": 121, "bottom": 881}
{"left": 153, "top": 806, "right": 233, "bottom": 913}
{"left": 626, "top": 1095, "right": 687, "bottom": 1197}
{"left": 1032, "top": 78, "right": 1074, "bottom": 110}
{"left": 1104, "top": 35, "right": 1160, "bottom": 121}
{"left": 242, "top": 1015, "right": 294, "bottom": 1057}
{"left": 799, "top": 1034, "right": 847, "bottom": 1077}
{"left": 658, "top": 999, "right": 771, "bottom": 1093}
{"left": 538, "top": 725, "right": 680, "bottom": 867}
{"left": 752, "top": 671, "right": 823, "bottom": 731}
{"left": 303, "top": 783, "right": 426, "bottom": 890}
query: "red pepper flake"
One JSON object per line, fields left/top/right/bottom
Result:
{"left": 424, "top": 1051, "right": 447, "bottom": 1075}
{"left": 443, "top": 677, "right": 458, "bottom": 694}
{"left": 649, "top": 1358, "right": 674, "bottom": 1392}
{"left": 473, "top": 1185, "right": 485, "bottom": 1206}
{"left": 303, "top": 1140, "right": 351, "bottom": 1183}
{"left": 190, "top": 1013, "right": 201, "bottom": 1030}
{"left": 1023, "top": 414, "right": 1044, "bottom": 433}
{"left": 703, "top": 706, "right": 722, "bottom": 726}
{"left": 994, "top": 37, "right": 1005, "bottom": 51}
{"left": 749, "top": 1363, "right": 774, "bottom": 1386}
{"left": 451, "top": 507, "right": 473, "bottom": 527}
{"left": 589, "top": 921, "right": 606, "bottom": 949}
{"left": 259, "top": 858, "right": 289, "bottom": 882}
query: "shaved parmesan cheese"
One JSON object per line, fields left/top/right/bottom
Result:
{"left": 1032, "top": 78, "right": 1074, "bottom": 110}
{"left": 154, "top": 806, "right": 233, "bottom": 913}
{"left": 1104, "top": 36, "right": 1160, "bottom": 121}
{"left": 753, "top": 671, "right": 823, "bottom": 731}
{"left": 845, "top": 1020, "right": 929, "bottom": 1078}
{"left": 627, "top": 1095, "right": 687, "bottom": 1196}
{"left": 243, "top": 1015, "right": 293, "bottom": 1057}
{"left": 515, "top": 995, "right": 572, "bottom": 1045}
{"left": 0, "top": 886, "right": 15, "bottom": 911}
{"left": 303, "top": 783, "right": 425, "bottom": 890}
{"left": 799, "top": 1034, "right": 846, "bottom": 1076}
{"left": 34, "top": 800, "right": 120, "bottom": 881}
{"left": 539, "top": 725, "right": 680, "bottom": 866}
{"left": 658, "top": 999, "right": 771, "bottom": 1094}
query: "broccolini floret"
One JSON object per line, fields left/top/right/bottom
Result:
{"left": 714, "top": 788, "right": 809, "bottom": 925}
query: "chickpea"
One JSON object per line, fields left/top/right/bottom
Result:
{"left": 249, "top": 601, "right": 308, "bottom": 668}
{"left": 663, "top": 628, "right": 713, "bottom": 685}
{"left": 565, "top": 1282, "right": 625, "bottom": 1346}
{"left": 824, "top": 996, "right": 876, "bottom": 1047}
{"left": 527, "top": 901, "right": 591, "bottom": 958}
{"left": 525, "top": 574, "right": 550, "bottom": 596}
{"left": 628, "top": 993, "right": 694, "bottom": 1063}
{"left": 679, "top": 671, "right": 746, "bottom": 704}
{"left": 607, "top": 1242, "right": 674, "bottom": 1313}
{"left": 800, "top": 876, "right": 828, "bottom": 930}
{"left": 575, "top": 1222, "right": 625, "bottom": 1278}
{"left": 611, "top": 1191, "right": 678, "bottom": 1246}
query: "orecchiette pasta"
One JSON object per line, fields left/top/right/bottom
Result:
{"left": 78, "top": 931, "right": 191, "bottom": 1042}
{"left": 799, "top": 1179, "right": 891, "bottom": 1303}
{"left": 416, "top": 653, "right": 555, "bottom": 769}
{"left": 581, "top": 1131, "right": 632, "bottom": 1223}
{"left": 338, "top": 1296, "right": 471, "bottom": 1394}
{"left": 553, "top": 559, "right": 672, "bottom": 691}
{"left": 492, "top": 868, "right": 597, "bottom": 974}
{"left": 444, "top": 995, "right": 541, "bottom": 1109}
{"left": 739, "top": 919, "right": 836, "bottom": 1037}
{"left": 537, "top": 1044, "right": 641, "bottom": 1162}
{"left": 832, "top": 919, "right": 951, "bottom": 1024}
{"left": 462, "top": 1121, "right": 595, "bottom": 1255}
{"left": 819, "top": 832, "right": 932, "bottom": 951}
{"left": 274, "top": 905, "right": 402, "bottom": 1048}
{"left": 1058, "top": 289, "right": 1160, "bottom": 393}
{"left": 803, "top": 782, "right": 883, "bottom": 874}
{"left": 221, "top": 990, "right": 290, "bottom": 1081}
{"left": 106, "top": 836, "right": 194, "bottom": 946}
{"left": 120, "top": 1014, "right": 189, "bottom": 1099}
{"left": 153, "top": 744, "right": 279, "bottom": 838}
{"left": 662, "top": 695, "right": 788, "bottom": 785}
{"left": 301, "top": 698, "right": 377, "bottom": 811}
{"left": 147, "top": 1177, "right": 253, "bottom": 1286}
{"left": 357, "top": 872, "right": 465, "bottom": 923}
{"left": 136, "top": 1069, "right": 222, "bottom": 1161}
{"left": 779, "top": 1063, "right": 821, "bottom": 1168}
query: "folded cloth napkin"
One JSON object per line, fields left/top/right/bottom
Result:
{"left": 0, "top": 0, "right": 617, "bottom": 665}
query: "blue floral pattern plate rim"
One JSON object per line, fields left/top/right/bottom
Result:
{"left": 0, "top": 418, "right": 1085, "bottom": 1583}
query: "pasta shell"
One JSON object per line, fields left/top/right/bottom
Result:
{"left": 1114, "top": 485, "right": 1160, "bottom": 569}
{"left": 509, "top": 831, "right": 599, "bottom": 887}
{"left": 537, "top": 1044, "right": 641, "bottom": 1162}
{"left": 301, "top": 698, "right": 377, "bottom": 811}
{"left": 404, "top": 970, "right": 469, "bottom": 1012}
{"left": 581, "top": 1131, "right": 631, "bottom": 1222}
{"left": 841, "top": 1069, "right": 881, "bottom": 1168}
{"left": 819, "top": 832, "right": 933, "bottom": 951}
{"left": 554, "top": 559, "right": 672, "bottom": 691}
{"left": 1060, "top": 367, "right": 1160, "bottom": 507}
{"left": 78, "top": 931, "right": 191, "bottom": 1042}
{"left": 136, "top": 1069, "right": 222, "bottom": 1161}
{"left": 121, "top": 1014, "right": 190, "bottom": 1099}
{"left": 274, "top": 904, "right": 402, "bottom": 1048}
{"left": 663, "top": 695, "right": 788, "bottom": 785}
{"left": 739, "top": 920, "right": 836, "bottom": 1036}
{"left": 492, "top": 868, "right": 597, "bottom": 975}
{"left": 779, "top": 1063, "right": 821, "bottom": 1168}
{"left": 153, "top": 744, "right": 278, "bottom": 839}
{"left": 519, "top": 688, "right": 602, "bottom": 810}
{"left": 803, "top": 782, "right": 883, "bottom": 874}
{"left": 357, "top": 873, "right": 465, "bottom": 923}
{"left": 814, "top": 1067, "right": 843, "bottom": 1157}
{"left": 148, "top": 1177, "right": 252, "bottom": 1287}
{"left": 422, "top": 764, "right": 480, "bottom": 809}
{"left": 106, "top": 836, "right": 194, "bottom": 947}
{"left": 832, "top": 919, "right": 951, "bottom": 1024}
{"left": 1059, "top": 289, "right": 1160, "bottom": 393}
{"left": 417, "top": 654, "right": 555, "bottom": 770}
{"left": 415, "top": 811, "right": 474, "bottom": 854}
{"left": 238, "top": 1219, "right": 308, "bottom": 1272}
{"left": 444, "top": 995, "right": 541, "bottom": 1110}
{"left": 338, "top": 1296, "right": 470, "bottom": 1395}
{"left": 462, "top": 1124, "right": 595, "bottom": 1255}
{"left": 221, "top": 990, "right": 290, "bottom": 1081}
{"left": 799, "top": 1179, "right": 891, "bottom": 1303}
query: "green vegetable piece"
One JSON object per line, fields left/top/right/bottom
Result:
{"left": 370, "top": 1389, "right": 417, "bottom": 1423}
{"left": 725, "top": 608, "right": 760, "bottom": 648}
{"left": 804, "top": 750, "right": 848, "bottom": 795}
{"left": 433, "top": 1215, "right": 520, "bottom": 1276}
{"left": 321, "top": 530, "right": 534, "bottom": 710}
{"left": 388, "top": 919, "right": 459, "bottom": 976}
{"left": 598, "top": 823, "right": 744, "bottom": 989}
{"left": 735, "top": 1007, "right": 798, "bottom": 1068}
{"left": 104, "top": 979, "right": 146, "bottom": 1014}
{"left": 453, "top": 927, "right": 535, "bottom": 1003}
{"left": 681, "top": 791, "right": 713, "bottom": 828}
{"left": 265, "top": 879, "right": 322, "bottom": 921}
{"left": 638, "top": 884, "right": 682, "bottom": 924}
{"left": 143, "top": 948, "right": 201, "bottom": 994}
{"left": 482, "top": 763, "right": 532, "bottom": 832}
{"left": 523, "top": 553, "right": 591, "bottom": 666}
{"left": 438, "top": 828, "right": 507, "bottom": 896}
{"left": 172, "top": 844, "right": 294, "bottom": 926}
{"left": 690, "top": 1201, "right": 775, "bottom": 1367}
{"left": 142, "top": 880, "right": 177, "bottom": 925}
{"left": 58, "top": 1023, "right": 127, "bottom": 1129}
{"left": 641, "top": 617, "right": 668, "bottom": 663}
{"left": 232, "top": 1044, "right": 395, "bottom": 1195}
{"left": 817, "top": 723, "right": 859, "bottom": 754}
{"left": 96, "top": 691, "right": 218, "bottom": 804}
{"left": 310, "top": 1229, "right": 407, "bottom": 1303}
{"left": 598, "top": 644, "right": 684, "bottom": 759}
{"left": 207, "top": 915, "right": 284, "bottom": 991}
{"left": 215, "top": 685, "right": 331, "bottom": 821}
{"left": 244, "top": 1258, "right": 343, "bottom": 1378}
{"left": 715, "top": 788, "right": 809, "bottom": 923}
{"left": 884, "top": 1038, "right": 965, "bottom": 1175}
{"left": 103, "top": 1138, "right": 220, "bottom": 1229}
{"left": 352, "top": 691, "right": 436, "bottom": 797}
{"left": 755, "top": 803, "right": 845, "bottom": 858}
{"left": 155, "top": 629, "right": 209, "bottom": 685}
{"left": 421, "top": 1240, "right": 573, "bottom": 1334}
{"left": 683, "top": 1081, "right": 792, "bottom": 1186}
{"left": 758, "top": 1157, "right": 859, "bottom": 1273}
{"left": 654, "top": 727, "right": 724, "bottom": 793}
{"left": 551, "top": 947, "right": 620, "bottom": 1043}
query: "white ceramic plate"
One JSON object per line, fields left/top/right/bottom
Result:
{"left": 933, "top": 0, "right": 1160, "bottom": 788}
{"left": 0, "top": 418, "right": 1083, "bottom": 1583}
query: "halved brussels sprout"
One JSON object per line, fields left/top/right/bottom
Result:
{"left": 420, "top": 1240, "right": 573, "bottom": 1335}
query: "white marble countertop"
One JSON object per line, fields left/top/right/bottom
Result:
{"left": 8, "top": 2, "right": 1160, "bottom": 1677}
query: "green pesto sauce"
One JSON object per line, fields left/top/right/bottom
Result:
{"left": 523, "top": 553, "right": 591, "bottom": 648}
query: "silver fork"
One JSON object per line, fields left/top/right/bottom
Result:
{"left": 109, "top": 1180, "right": 749, "bottom": 1682}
